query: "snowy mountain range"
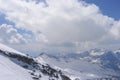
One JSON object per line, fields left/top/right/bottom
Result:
{"left": 37, "top": 49, "right": 120, "bottom": 80}
{"left": 0, "top": 43, "right": 120, "bottom": 80}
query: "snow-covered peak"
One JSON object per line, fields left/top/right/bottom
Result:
{"left": 36, "top": 50, "right": 120, "bottom": 80}
{"left": 114, "top": 49, "right": 120, "bottom": 53}
{"left": 89, "top": 48, "right": 107, "bottom": 56}
{"left": 0, "top": 43, "right": 26, "bottom": 56}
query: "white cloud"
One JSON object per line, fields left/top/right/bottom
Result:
{"left": 0, "top": 24, "right": 27, "bottom": 44}
{"left": 0, "top": 0, "right": 120, "bottom": 54}
{"left": 110, "top": 21, "right": 120, "bottom": 39}
{"left": 34, "top": 31, "right": 48, "bottom": 43}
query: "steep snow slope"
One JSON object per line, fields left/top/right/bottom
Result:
{"left": 0, "top": 43, "right": 71, "bottom": 80}
{"left": 0, "top": 43, "right": 26, "bottom": 56}
{"left": 0, "top": 54, "right": 32, "bottom": 80}
{"left": 0, "top": 43, "right": 32, "bottom": 80}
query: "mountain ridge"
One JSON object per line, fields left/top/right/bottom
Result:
{"left": 0, "top": 43, "right": 120, "bottom": 80}
{"left": 37, "top": 48, "right": 120, "bottom": 80}
{"left": 0, "top": 43, "right": 71, "bottom": 80}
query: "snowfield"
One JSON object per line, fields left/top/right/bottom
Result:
{"left": 0, "top": 43, "right": 120, "bottom": 80}
{"left": 0, "top": 43, "right": 71, "bottom": 80}
{"left": 0, "top": 53, "right": 32, "bottom": 80}
{"left": 0, "top": 43, "right": 32, "bottom": 80}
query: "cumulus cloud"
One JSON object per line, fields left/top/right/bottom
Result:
{"left": 0, "top": 24, "right": 27, "bottom": 44}
{"left": 0, "top": 0, "right": 120, "bottom": 54}
{"left": 110, "top": 21, "right": 120, "bottom": 39}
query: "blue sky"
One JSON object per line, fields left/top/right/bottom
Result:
{"left": 0, "top": 0, "right": 120, "bottom": 24}
{"left": 0, "top": 13, "right": 13, "bottom": 25}
{"left": 84, "top": 0, "right": 120, "bottom": 20}
{"left": 0, "top": 13, "right": 33, "bottom": 35}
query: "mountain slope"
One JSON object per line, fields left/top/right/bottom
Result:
{"left": 0, "top": 43, "right": 71, "bottom": 80}
{"left": 0, "top": 43, "right": 26, "bottom": 56}
{"left": 0, "top": 54, "right": 32, "bottom": 80}
{"left": 77, "top": 49, "right": 120, "bottom": 71}
{"left": 1, "top": 43, "right": 120, "bottom": 80}
{"left": 36, "top": 51, "right": 120, "bottom": 80}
